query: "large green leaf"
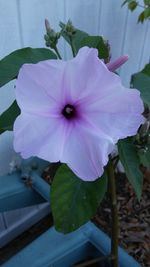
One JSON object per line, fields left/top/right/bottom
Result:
{"left": 118, "top": 138, "right": 143, "bottom": 200}
{"left": 0, "top": 101, "right": 20, "bottom": 134}
{"left": 131, "top": 73, "right": 150, "bottom": 107}
{"left": 0, "top": 47, "right": 57, "bottom": 87}
{"left": 51, "top": 164, "right": 107, "bottom": 233}
{"left": 80, "top": 36, "right": 109, "bottom": 60}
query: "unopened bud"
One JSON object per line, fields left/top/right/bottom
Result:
{"left": 107, "top": 55, "right": 129, "bottom": 72}
{"left": 45, "top": 19, "right": 52, "bottom": 35}
{"left": 44, "top": 19, "right": 61, "bottom": 49}
{"left": 61, "top": 19, "right": 76, "bottom": 37}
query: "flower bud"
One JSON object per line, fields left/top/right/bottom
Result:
{"left": 107, "top": 55, "right": 129, "bottom": 72}
{"left": 61, "top": 19, "right": 76, "bottom": 37}
{"left": 44, "top": 19, "right": 61, "bottom": 49}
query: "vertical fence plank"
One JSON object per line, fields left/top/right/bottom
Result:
{"left": 139, "top": 21, "right": 150, "bottom": 70}
{"left": 0, "top": 0, "right": 22, "bottom": 175}
{"left": 64, "top": 0, "right": 101, "bottom": 59}
{"left": 119, "top": 2, "right": 149, "bottom": 86}
{"left": 99, "top": 0, "right": 129, "bottom": 61}
{"left": 65, "top": 0, "right": 101, "bottom": 34}
{"left": 18, "top": 0, "right": 66, "bottom": 56}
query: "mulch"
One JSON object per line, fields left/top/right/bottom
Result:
{"left": 0, "top": 166, "right": 149, "bottom": 267}
{"left": 94, "top": 167, "right": 150, "bottom": 267}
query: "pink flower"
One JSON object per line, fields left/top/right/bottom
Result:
{"left": 13, "top": 47, "right": 144, "bottom": 181}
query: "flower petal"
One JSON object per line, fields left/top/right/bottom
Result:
{"left": 63, "top": 47, "right": 120, "bottom": 103}
{"left": 13, "top": 113, "right": 67, "bottom": 161}
{"left": 16, "top": 60, "right": 66, "bottom": 115}
{"left": 60, "top": 122, "right": 114, "bottom": 181}
{"left": 81, "top": 87, "right": 144, "bottom": 143}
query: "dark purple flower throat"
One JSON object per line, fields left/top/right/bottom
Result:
{"left": 62, "top": 104, "right": 76, "bottom": 119}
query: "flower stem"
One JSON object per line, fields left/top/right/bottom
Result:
{"left": 54, "top": 46, "right": 62, "bottom": 59}
{"left": 107, "top": 158, "right": 119, "bottom": 267}
{"left": 69, "top": 36, "right": 76, "bottom": 57}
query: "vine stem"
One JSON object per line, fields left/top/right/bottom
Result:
{"left": 69, "top": 36, "right": 76, "bottom": 57}
{"left": 54, "top": 46, "right": 62, "bottom": 59}
{"left": 107, "top": 158, "right": 119, "bottom": 267}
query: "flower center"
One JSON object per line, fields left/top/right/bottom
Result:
{"left": 62, "top": 104, "right": 76, "bottom": 119}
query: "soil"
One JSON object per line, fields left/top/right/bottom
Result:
{"left": 0, "top": 166, "right": 149, "bottom": 267}
{"left": 94, "top": 168, "right": 150, "bottom": 267}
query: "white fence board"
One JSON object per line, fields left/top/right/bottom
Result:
{"left": 98, "top": 0, "right": 128, "bottom": 61}
{"left": 119, "top": 4, "right": 149, "bottom": 85}
{"left": 0, "top": 0, "right": 21, "bottom": 175}
{"left": 18, "top": 0, "right": 66, "bottom": 55}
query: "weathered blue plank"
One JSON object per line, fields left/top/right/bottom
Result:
{"left": 0, "top": 203, "right": 50, "bottom": 248}
{"left": 0, "top": 158, "right": 50, "bottom": 212}
{"left": 0, "top": 172, "right": 45, "bottom": 212}
{"left": 2, "top": 222, "right": 141, "bottom": 267}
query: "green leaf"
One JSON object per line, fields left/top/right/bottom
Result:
{"left": 0, "top": 47, "right": 57, "bottom": 87}
{"left": 144, "top": 0, "right": 150, "bottom": 6}
{"left": 138, "top": 11, "right": 145, "bottom": 23}
{"left": 128, "top": 1, "right": 138, "bottom": 11}
{"left": 144, "top": 7, "right": 150, "bottom": 18}
{"left": 60, "top": 21, "right": 89, "bottom": 53}
{"left": 118, "top": 138, "right": 143, "bottom": 201}
{"left": 131, "top": 72, "right": 150, "bottom": 107}
{"left": 0, "top": 100, "right": 20, "bottom": 134}
{"left": 122, "top": 0, "right": 131, "bottom": 6}
{"left": 141, "top": 63, "right": 150, "bottom": 76}
{"left": 122, "top": 0, "right": 135, "bottom": 6}
{"left": 79, "top": 36, "right": 109, "bottom": 60}
{"left": 51, "top": 164, "right": 107, "bottom": 233}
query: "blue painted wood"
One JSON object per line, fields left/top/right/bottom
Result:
{"left": 0, "top": 172, "right": 45, "bottom": 212}
{"left": 2, "top": 222, "right": 141, "bottom": 267}
{"left": 0, "top": 158, "right": 50, "bottom": 246}
{"left": 0, "top": 158, "right": 49, "bottom": 212}
{"left": 0, "top": 203, "right": 50, "bottom": 248}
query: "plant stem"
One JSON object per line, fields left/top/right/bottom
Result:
{"left": 69, "top": 36, "right": 76, "bottom": 57}
{"left": 54, "top": 46, "right": 62, "bottom": 59}
{"left": 107, "top": 158, "right": 119, "bottom": 267}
